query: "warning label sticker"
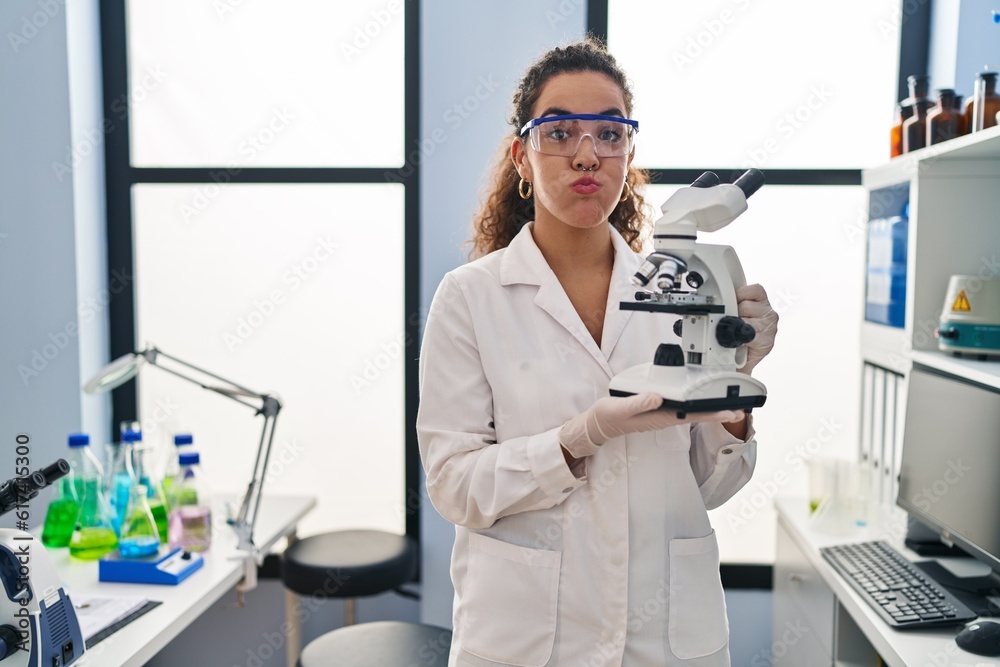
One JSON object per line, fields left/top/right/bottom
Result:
{"left": 952, "top": 289, "right": 972, "bottom": 312}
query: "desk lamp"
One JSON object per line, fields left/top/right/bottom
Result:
{"left": 83, "top": 345, "right": 281, "bottom": 599}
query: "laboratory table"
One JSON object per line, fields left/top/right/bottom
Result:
{"left": 51, "top": 494, "right": 315, "bottom": 667}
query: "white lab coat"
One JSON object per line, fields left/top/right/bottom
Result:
{"left": 417, "top": 222, "right": 757, "bottom": 667}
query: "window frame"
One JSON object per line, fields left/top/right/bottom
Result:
{"left": 98, "top": 0, "right": 422, "bottom": 545}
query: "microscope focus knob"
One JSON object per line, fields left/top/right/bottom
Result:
{"left": 0, "top": 624, "right": 20, "bottom": 660}
{"left": 672, "top": 319, "right": 683, "bottom": 337}
{"left": 716, "top": 316, "right": 756, "bottom": 348}
{"left": 653, "top": 343, "right": 686, "bottom": 367}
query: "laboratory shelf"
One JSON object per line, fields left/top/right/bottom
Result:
{"left": 911, "top": 349, "right": 1000, "bottom": 390}
{"left": 863, "top": 124, "right": 1000, "bottom": 189}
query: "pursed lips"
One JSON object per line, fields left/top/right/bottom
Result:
{"left": 570, "top": 177, "right": 601, "bottom": 194}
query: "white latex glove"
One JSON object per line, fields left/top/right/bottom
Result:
{"left": 736, "top": 283, "right": 778, "bottom": 374}
{"left": 558, "top": 392, "right": 743, "bottom": 459}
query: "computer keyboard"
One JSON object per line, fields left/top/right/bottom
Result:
{"left": 820, "top": 540, "right": 978, "bottom": 629}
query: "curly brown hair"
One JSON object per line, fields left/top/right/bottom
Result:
{"left": 468, "top": 36, "right": 651, "bottom": 259}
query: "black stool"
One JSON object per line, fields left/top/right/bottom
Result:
{"left": 281, "top": 530, "right": 418, "bottom": 664}
{"left": 298, "top": 621, "right": 452, "bottom": 667}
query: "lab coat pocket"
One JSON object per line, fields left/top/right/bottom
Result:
{"left": 462, "top": 532, "right": 561, "bottom": 667}
{"left": 667, "top": 530, "right": 729, "bottom": 660}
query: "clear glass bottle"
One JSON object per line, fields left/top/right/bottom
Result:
{"left": 69, "top": 476, "right": 118, "bottom": 560}
{"left": 161, "top": 433, "right": 194, "bottom": 500}
{"left": 927, "top": 89, "right": 959, "bottom": 145}
{"left": 119, "top": 484, "right": 161, "bottom": 559}
{"left": 107, "top": 422, "right": 141, "bottom": 535}
{"left": 893, "top": 75, "right": 929, "bottom": 156}
{"left": 168, "top": 452, "right": 212, "bottom": 552}
{"left": 133, "top": 444, "right": 169, "bottom": 544}
{"left": 971, "top": 71, "right": 1000, "bottom": 132}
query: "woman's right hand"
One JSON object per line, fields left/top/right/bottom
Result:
{"left": 558, "top": 392, "right": 743, "bottom": 459}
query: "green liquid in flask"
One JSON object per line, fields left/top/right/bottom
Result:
{"left": 41, "top": 497, "right": 80, "bottom": 548}
{"left": 69, "top": 527, "right": 118, "bottom": 560}
{"left": 149, "top": 498, "right": 169, "bottom": 544}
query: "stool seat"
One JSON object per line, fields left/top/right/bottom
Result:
{"left": 298, "top": 621, "right": 452, "bottom": 667}
{"left": 282, "top": 530, "right": 418, "bottom": 598}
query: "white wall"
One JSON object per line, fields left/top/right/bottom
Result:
{"left": 0, "top": 0, "right": 110, "bottom": 521}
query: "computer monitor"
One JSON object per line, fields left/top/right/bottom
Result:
{"left": 897, "top": 365, "right": 1000, "bottom": 612}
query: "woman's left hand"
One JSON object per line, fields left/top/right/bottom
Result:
{"left": 736, "top": 283, "right": 778, "bottom": 374}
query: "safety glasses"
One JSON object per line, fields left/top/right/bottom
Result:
{"left": 519, "top": 114, "right": 639, "bottom": 157}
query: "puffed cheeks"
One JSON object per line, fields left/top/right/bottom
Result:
{"left": 736, "top": 283, "right": 778, "bottom": 373}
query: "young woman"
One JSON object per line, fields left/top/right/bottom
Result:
{"left": 417, "top": 37, "right": 778, "bottom": 667}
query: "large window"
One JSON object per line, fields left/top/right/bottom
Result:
{"left": 606, "top": 0, "right": 901, "bottom": 563}
{"left": 101, "top": 0, "right": 418, "bottom": 538}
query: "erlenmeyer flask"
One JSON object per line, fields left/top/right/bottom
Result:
{"left": 134, "top": 444, "right": 169, "bottom": 544}
{"left": 107, "top": 424, "right": 141, "bottom": 535}
{"left": 69, "top": 475, "right": 118, "bottom": 560}
{"left": 119, "top": 484, "right": 161, "bottom": 559}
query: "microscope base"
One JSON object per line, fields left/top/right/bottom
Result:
{"left": 609, "top": 363, "right": 767, "bottom": 418}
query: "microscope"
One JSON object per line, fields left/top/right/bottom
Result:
{"left": 0, "top": 460, "right": 86, "bottom": 666}
{"left": 609, "top": 169, "right": 768, "bottom": 417}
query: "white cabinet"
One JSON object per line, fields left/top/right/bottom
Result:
{"left": 773, "top": 519, "right": 835, "bottom": 666}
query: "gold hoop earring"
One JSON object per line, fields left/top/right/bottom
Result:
{"left": 518, "top": 177, "right": 533, "bottom": 200}
{"left": 620, "top": 180, "right": 631, "bottom": 203}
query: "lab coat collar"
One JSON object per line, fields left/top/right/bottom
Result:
{"left": 499, "top": 222, "right": 640, "bottom": 377}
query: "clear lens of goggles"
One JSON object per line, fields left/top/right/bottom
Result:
{"left": 521, "top": 114, "right": 637, "bottom": 157}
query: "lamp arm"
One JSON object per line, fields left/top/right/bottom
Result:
{"left": 141, "top": 346, "right": 263, "bottom": 401}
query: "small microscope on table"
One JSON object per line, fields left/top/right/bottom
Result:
{"left": 0, "top": 461, "right": 86, "bottom": 666}
{"left": 609, "top": 169, "right": 768, "bottom": 417}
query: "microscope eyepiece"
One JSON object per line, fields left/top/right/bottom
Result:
{"left": 690, "top": 172, "right": 721, "bottom": 189}
{"left": 733, "top": 169, "right": 765, "bottom": 199}
{"left": 0, "top": 459, "right": 69, "bottom": 518}
{"left": 41, "top": 459, "right": 70, "bottom": 485}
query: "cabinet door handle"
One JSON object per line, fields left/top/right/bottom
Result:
{"left": 788, "top": 573, "right": 807, "bottom": 583}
